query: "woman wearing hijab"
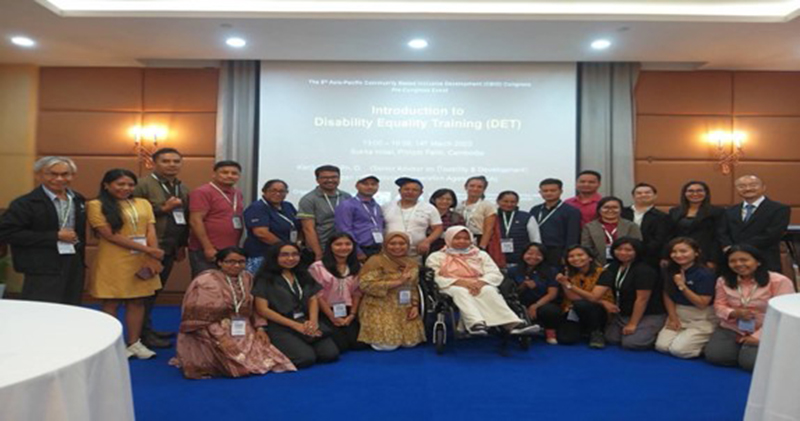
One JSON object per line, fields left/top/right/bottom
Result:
{"left": 358, "top": 231, "right": 426, "bottom": 351}
{"left": 426, "top": 226, "right": 538, "bottom": 336}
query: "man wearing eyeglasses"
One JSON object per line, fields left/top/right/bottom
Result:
{"left": 297, "top": 165, "right": 352, "bottom": 261}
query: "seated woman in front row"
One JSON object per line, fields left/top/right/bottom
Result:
{"left": 566, "top": 237, "right": 666, "bottom": 350}
{"left": 253, "top": 243, "right": 340, "bottom": 368}
{"left": 508, "top": 243, "right": 560, "bottom": 344}
{"left": 426, "top": 226, "right": 538, "bottom": 336}
{"left": 171, "top": 247, "right": 296, "bottom": 379}
{"left": 655, "top": 237, "right": 717, "bottom": 359}
{"left": 358, "top": 232, "right": 426, "bottom": 351}
{"left": 704, "top": 244, "right": 794, "bottom": 372}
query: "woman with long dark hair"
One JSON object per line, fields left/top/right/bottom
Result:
{"left": 87, "top": 169, "right": 164, "bottom": 359}
{"left": 509, "top": 243, "right": 559, "bottom": 343}
{"left": 308, "top": 233, "right": 367, "bottom": 353}
{"left": 668, "top": 181, "right": 725, "bottom": 269}
{"left": 252, "top": 242, "right": 340, "bottom": 368}
{"left": 704, "top": 245, "right": 794, "bottom": 371}
{"left": 655, "top": 237, "right": 717, "bottom": 359}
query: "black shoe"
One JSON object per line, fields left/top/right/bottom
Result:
{"left": 589, "top": 330, "right": 606, "bottom": 349}
{"left": 151, "top": 330, "right": 176, "bottom": 339}
{"left": 142, "top": 330, "right": 173, "bottom": 349}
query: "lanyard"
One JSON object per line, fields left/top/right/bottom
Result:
{"left": 361, "top": 201, "right": 380, "bottom": 228}
{"left": 261, "top": 199, "right": 295, "bottom": 228}
{"left": 323, "top": 193, "right": 340, "bottom": 214}
{"left": 603, "top": 226, "right": 618, "bottom": 245}
{"left": 282, "top": 273, "right": 303, "bottom": 300}
{"left": 400, "top": 202, "right": 420, "bottom": 232}
{"left": 537, "top": 201, "right": 564, "bottom": 226}
{"left": 152, "top": 174, "right": 180, "bottom": 197}
{"left": 501, "top": 211, "right": 516, "bottom": 237}
{"left": 462, "top": 200, "right": 481, "bottom": 226}
{"left": 123, "top": 199, "right": 140, "bottom": 233}
{"left": 737, "top": 282, "right": 757, "bottom": 307}
{"left": 614, "top": 265, "right": 631, "bottom": 303}
{"left": 337, "top": 266, "right": 350, "bottom": 297}
{"left": 56, "top": 193, "right": 73, "bottom": 229}
{"left": 224, "top": 273, "right": 246, "bottom": 315}
{"left": 209, "top": 183, "right": 238, "bottom": 212}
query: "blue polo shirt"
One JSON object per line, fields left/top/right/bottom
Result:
{"left": 243, "top": 199, "right": 298, "bottom": 258}
{"left": 669, "top": 265, "right": 715, "bottom": 306}
{"left": 509, "top": 265, "right": 559, "bottom": 305}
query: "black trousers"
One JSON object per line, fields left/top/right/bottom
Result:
{"left": 22, "top": 255, "right": 84, "bottom": 305}
{"left": 143, "top": 252, "right": 177, "bottom": 332}
{"left": 266, "top": 323, "right": 340, "bottom": 368}
{"left": 324, "top": 315, "right": 369, "bottom": 353}
{"left": 532, "top": 302, "right": 563, "bottom": 330}
{"left": 557, "top": 300, "right": 608, "bottom": 345}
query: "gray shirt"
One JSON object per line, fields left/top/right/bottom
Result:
{"left": 296, "top": 186, "right": 352, "bottom": 250}
{"left": 42, "top": 185, "right": 75, "bottom": 230}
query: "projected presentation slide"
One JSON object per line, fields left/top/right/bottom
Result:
{"left": 258, "top": 62, "right": 576, "bottom": 210}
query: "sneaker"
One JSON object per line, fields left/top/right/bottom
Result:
{"left": 127, "top": 340, "right": 157, "bottom": 359}
{"left": 468, "top": 322, "right": 489, "bottom": 336}
{"left": 545, "top": 329, "right": 558, "bottom": 345}
{"left": 589, "top": 330, "right": 606, "bottom": 349}
{"left": 510, "top": 323, "right": 541, "bottom": 336}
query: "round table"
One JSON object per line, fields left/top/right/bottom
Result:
{"left": 0, "top": 300, "right": 135, "bottom": 421}
{"left": 745, "top": 293, "right": 800, "bottom": 421}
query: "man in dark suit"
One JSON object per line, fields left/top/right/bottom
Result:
{"left": 0, "top": 156, "right": 87, "bottom": 304}
{"left": 622, "top": 183, "right": 671, "bottom": 269}
{"left": 719, "top": 175, "right": 791, "bottom": 273}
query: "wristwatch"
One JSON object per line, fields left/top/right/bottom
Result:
{"left": 678, "top": 285, "right": 686, "bottom": 292}
{"left": 565, "top": 283, "right": 573, "bottom": 290}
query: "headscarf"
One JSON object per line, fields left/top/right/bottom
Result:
{"left": 381, "top": 231, "right": 416, "bottom": 270}
{"left": 439, "top": 226, "right": 483, "bottom": 279}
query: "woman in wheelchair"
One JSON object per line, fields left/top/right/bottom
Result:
{"left": 426, "top": 226, "right": 538, "bottom": 336}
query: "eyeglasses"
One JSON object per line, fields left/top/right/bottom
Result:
{"left": 221, "top": 260, "right": 246, "bottom": 266}
{"left": 279, "top": 252, "right": 301, "bottom": 258}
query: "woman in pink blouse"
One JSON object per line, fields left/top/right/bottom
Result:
{"left": 308, "top": 233, "right": 367, "bottom": 353}
{"left": 704, "top": 244, "right": 794, "bottom": 371}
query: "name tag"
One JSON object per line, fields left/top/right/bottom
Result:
{"left": 605, "top": 246, "right": 613, "bottom": 261}
{"left": 500, "top": 238, "right": 515, "bottom": 254}
{"left": 293, "top": 311, "right": 305, "bottom": 320}
{"left": 399, "top": 288, "right": 412, "bottom": 306}
{"left": 231, "top": 317, "right": 246, "bottom": 337}
{"left": 567, "top": 309, "right": 580, "bottom": 322}
{"left": 289, "top": 229, "right": 298, "bottom": 243}
{"left": 372, "top": 230, "right": 384, "bottom": 244}
{"left": 130, "top": 236, "right": 147, "bottom": 254}
{"left": 57, "top": 241, "right": 76, "bottom": 255}
{"left": 332, "top": 303, "right": 348, "bottom": 318}
{"left": 738, "top": 318, "right": 756, "bottom": 333}
{"left": 172, "top": 209, "right": 186, "bottom": 225}
{"left": 232, "top": 216, "right": 243, "bottom": 229}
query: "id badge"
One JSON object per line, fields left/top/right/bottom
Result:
{"left": 172, "top": 208, "right": 186, "bottom": 225}
{"left": 332, "top": 303, "right": 348, "bottom": 318}
{"left": 738, "top": 318, "right": 756, "bottom": 333}
{"left": 567, "top": 309, "right": 580, "bottom": 322}
{"left": 372, "top": 230, "right": 384, "bottom": 244}
{"left": 398, "top": 288, "right": 412, "bottom": 306}
{"left": 605, "top": 246, "right": 613, "bottom": 261}
{"left": 500, "top": 238, "right": 514, "bottom": 254}
{"left": 231, "top": 317, "right": 246, "bottom": 337}
{"left": 57, "top": 241, "right": 76, "bottom": 255}
{"left": 232, "top": 216, "right": 243, "bottom": 229}
{"left": 293, "top": 311, "right": 305, "bottom": 320}
{"left": 130, "top": 236, "right": 147, "bottom": 254}
{"left": 290, "top": 229, "right": 298, "bottom": 243}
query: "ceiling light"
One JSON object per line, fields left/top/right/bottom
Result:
{"left": 591, "top": 39, "right": 611, "bottom": 50}
{"left": 226, "top": 37, "right": 246, "bottom": 48}
{"left": 11, "top": 36, "right": 36, "bottom": 48}
{"left": 408, "top": 39, "right": 428, "bottom": 49}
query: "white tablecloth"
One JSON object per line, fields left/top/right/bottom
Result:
{"left": 745, "top": 293, "right": 800, "bottom": 421}
{"left": 0, "top": 301, "right": 135, "bottom": 421}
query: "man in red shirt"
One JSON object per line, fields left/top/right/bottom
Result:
{"left": 188, "top": 161, "right": 244, "bottom": 276}
{"left": 564, "top": 170, "right": 603, "bottom": 228}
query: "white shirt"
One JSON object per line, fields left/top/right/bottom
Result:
{"left": 456, "top": 200, "right": 496, "bottom": 235}
{"left": 631, "top": 205, "right": 653, "bottom": 228}
{"left": 741, "top": 196, "right": 766, "bottom": 221}
{"left": 383, "top": 201, "right": 442, "bottom": 253}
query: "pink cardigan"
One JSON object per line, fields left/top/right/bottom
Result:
{"left": 714, "top": 271, "right": 795, "bottom": 340}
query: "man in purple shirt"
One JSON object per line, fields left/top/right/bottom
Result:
{"left": 565, "top": 170, "right": 603, "bottom": 228}
{"left": 334, "top": 175, "right": 384, "bottom": 261}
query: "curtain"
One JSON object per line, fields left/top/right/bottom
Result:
{"left": 578, "top": 62, "right": 640, "bottom": 198}
{"left": 216, "top": 60, "right": 259, "bottom": 204}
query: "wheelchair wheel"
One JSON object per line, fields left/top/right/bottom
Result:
{"left": 434, "top": 323, "right": 446, "bottom": 355}
{"left": 519, "top": 335, "right": 531, "bottom": 351}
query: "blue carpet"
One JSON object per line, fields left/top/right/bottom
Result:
{"left": 130, "top": 306, "right": 752, "bottom": 421}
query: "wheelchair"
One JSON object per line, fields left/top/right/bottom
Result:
{"left": 419, "top": 267, "right": 536, "bottom": 355}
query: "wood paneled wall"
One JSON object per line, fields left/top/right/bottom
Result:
{"left": 37, "top": 67, "right": 219, "bottom": 298}
{"left": 635, "top": 71, "right": 800, "bottom": 224}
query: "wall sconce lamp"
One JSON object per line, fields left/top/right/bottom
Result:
{"left": 129, "top": 125, "right": 168, "bottom": 174}
{"left": 707, "top": 130, "right": 746, "bottom": 175}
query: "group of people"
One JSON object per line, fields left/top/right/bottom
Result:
{"left": 0, "top": 151, "right": 794, "bottom": 379}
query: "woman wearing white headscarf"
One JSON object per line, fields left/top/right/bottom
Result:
{"left": 426, "top": 226, "right": 537, "bottom": 335}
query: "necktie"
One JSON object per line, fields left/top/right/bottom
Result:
{"left": 743, "top": 203, "right": 755, "bottom": 223}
